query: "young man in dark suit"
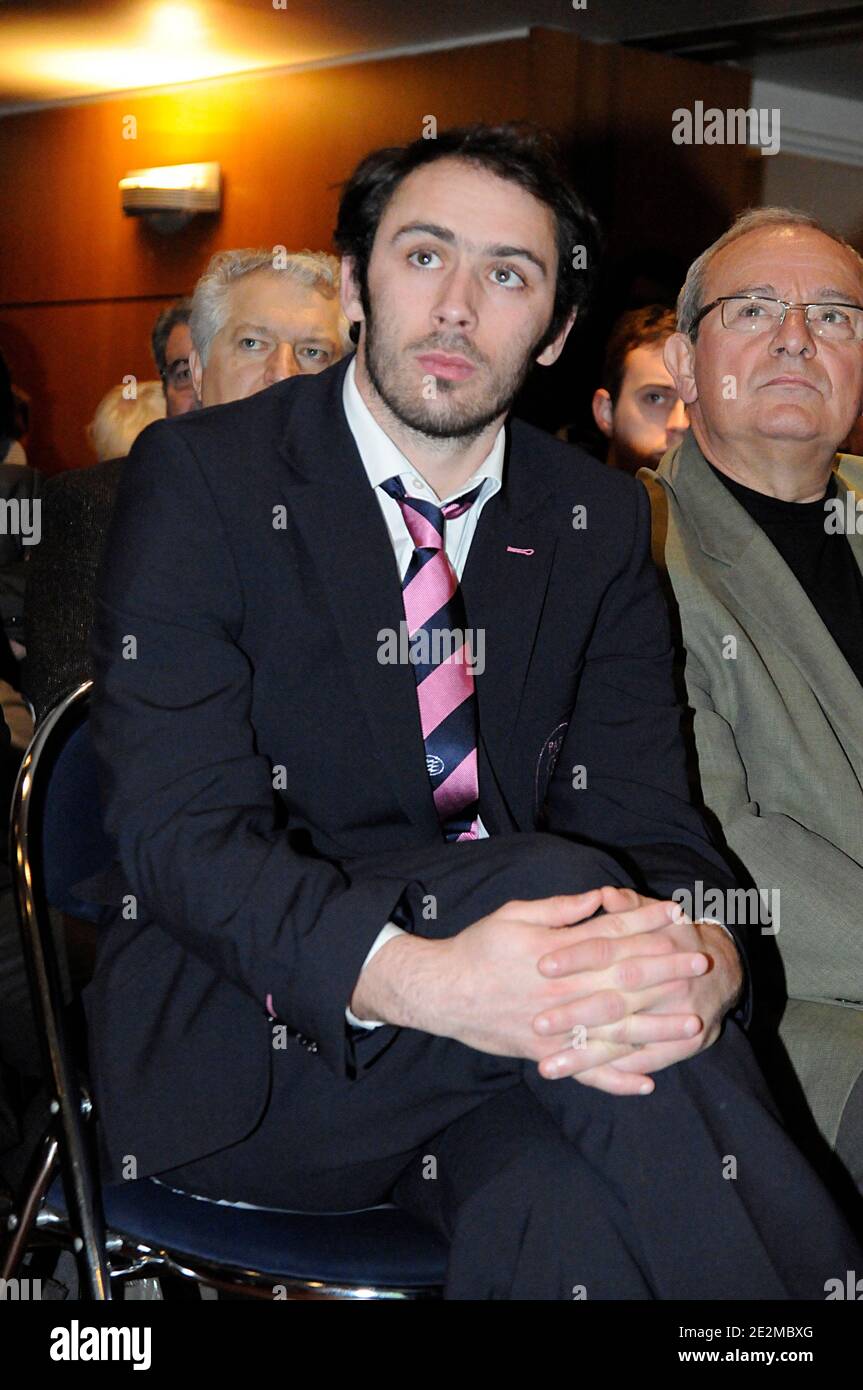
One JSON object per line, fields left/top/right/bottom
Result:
{"left": 87, "top": 124, "right": 862, "bottom": 1298}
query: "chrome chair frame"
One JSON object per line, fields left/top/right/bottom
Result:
{"left": 1, "top": 680, "right": 444, "bottom": 1300}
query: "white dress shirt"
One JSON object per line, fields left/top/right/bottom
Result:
{"left": 341, "top": 354, "right": 504, "bottom": 1027}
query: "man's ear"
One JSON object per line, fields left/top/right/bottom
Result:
{"left": 664, "top": 332, "right": 698, "bottom": 405}
{"left": 536, "top": 308, "right": 577, "bottom": 367}
{"left": 340, "top": 254, "right": 364, "bottom": 327}
{"left": 189, "top": 346, "right": 204, "bottom": 403}
{"left": 591, "top": 388, "right": 614, "bottom": 439}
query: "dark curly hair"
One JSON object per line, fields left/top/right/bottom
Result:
{"left": 334, "top": 122, "right": 600, "bottom": 352}
{"left": 151, "top": 298, "right": 193, "bottom": 379}
{"left": 601, "top": 304, "right": 678, "bottom": 403}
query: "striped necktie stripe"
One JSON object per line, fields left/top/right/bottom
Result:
{"left": 381, "top": 475, "right": 482, "bottom": 841}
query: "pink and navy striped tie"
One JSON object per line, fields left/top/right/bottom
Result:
{"left": 382, "top": 475, "right": 483, "bottom": 841}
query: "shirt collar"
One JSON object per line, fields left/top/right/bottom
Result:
{"left": 342, "top": 353, "right": 504, "bottom": 503}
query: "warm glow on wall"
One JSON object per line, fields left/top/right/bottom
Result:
{"left": 149, "top": 4, "right": 203, "bottom": 47}
{"left": 4, "top": 3, "right": 269, "bottom": 100}
{"left": 119, "top": 160, "right": 221, "bottom": 214}
{"left": 119, "top": 161, "right": 215, "bottom": 194}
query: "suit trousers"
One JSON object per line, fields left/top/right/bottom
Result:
{"left": 154, "top": 839, "right": 863, "bottom": 1299}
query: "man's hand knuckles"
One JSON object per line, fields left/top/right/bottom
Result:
{"left": 594, "top": 989, "right": 627, "bottom": 1023}
{"left": 501, "top": 898, "right": 528, "bottom": 917}
{"left": 542, "top": 973, "right": 587, "bottom": 1007}
{"left": 571, "top": 936, "right": 614, "bottom": 969}
{"left": 602, "top": 886, "right": 639, "bottom": 909}
{"left": 613, "top": 957, "right": 646, "bottom": 989}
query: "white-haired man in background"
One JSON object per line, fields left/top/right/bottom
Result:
{"left": 22, "top": 246, "right": 351, "bottom": 720}
{"left": 189, "top": 248, "right": 352, "bottom": 406}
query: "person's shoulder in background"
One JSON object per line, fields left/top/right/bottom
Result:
{"left": 0, "top": 439, "right": 27, "bottom": 468}
{"left": 22, "top": 459, "right": 125, "bottom": 724}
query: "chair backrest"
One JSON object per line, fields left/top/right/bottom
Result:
{"left": 12, "top": 679, "right": 115, "bottom": 918}
{"left": 41, "top": 709, "right": 116, "bottom": 921}
{"left": 8, "top": 679, "right": 112, "bottom": 1295}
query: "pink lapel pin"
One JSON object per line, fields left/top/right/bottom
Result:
{"left": 506, "top": 545, "right": 535, "bottom": 555}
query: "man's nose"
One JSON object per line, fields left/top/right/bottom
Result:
{"left": 770, "top": 305, "right": 815, "bottom": 356}
{"left": 431, "top": 264, "right": 479, "bottom": 333}
{"left": 666, "top": 398, "right": 690, "bottom": 437}
{"left": 264, "top": 342, "right": 298, "bottom": 383}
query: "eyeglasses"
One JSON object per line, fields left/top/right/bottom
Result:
{"left": 162, "top": 358, "right": 194, "bottom": 389}
{"left": 691, "top": 295, "right": 863, "bottom": 341}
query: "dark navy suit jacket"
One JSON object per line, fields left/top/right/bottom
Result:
{"left": 85, "top": 353, "right": 741, "bottom": 1180}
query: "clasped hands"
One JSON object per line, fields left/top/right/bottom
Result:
{"left": 532, "top": 885, "right": 742, "bottom": 1095}
{"left": 442, "top": 884, "right": 743, "bottom": 1097}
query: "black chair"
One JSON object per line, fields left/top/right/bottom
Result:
{"left": 1, "top": 680, "right": 447, "bottom": 1300}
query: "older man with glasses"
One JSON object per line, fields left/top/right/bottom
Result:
{"left": 640, "top": 207, "right": 863, "bottom": 1210}
{"left": 151, "top": 300, "right": 196, "bottom": 418}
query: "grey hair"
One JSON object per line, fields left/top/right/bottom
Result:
{"left": 677, "top": 206, "right": 863, "bottom": 339}
{"left": 189, "top": 247, "right": 352, "bottom": 363}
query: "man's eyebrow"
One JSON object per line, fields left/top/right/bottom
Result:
{"left": 722, "top": 283, "right": 863, "bottom": 306}
{"left": 391, "top": 221, "right": 455, "bottom": 245}
{"left": 490, "top": 244, "right": 549, "bottom": 276}
{"left": 233, "top": 323, "right": 337, "bottom": 345}
{"left": 723, "top": 284, "right": 776, "bottom": 298}
{"left": 391, "top": 222, "right": 548, "bottom": 276}
{"left": 816, "top": 286, "right": 863, "bottom": 304}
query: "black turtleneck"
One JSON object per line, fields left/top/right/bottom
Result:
{"left": 708, "top": 464, "right": 863, "bottom": 687}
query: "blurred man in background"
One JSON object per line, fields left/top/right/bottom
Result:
{"left": 592, "top": 305, "right": 689, "bottom": 474}
{"left": 86, "top": 380, "right": 165, "bottom": 463}
{"left": 151, "top": 299, "right": 196, "bottom": 418}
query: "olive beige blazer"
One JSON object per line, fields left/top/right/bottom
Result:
{"left": 640, "top": 435, "right": 863, "bottom": 1152}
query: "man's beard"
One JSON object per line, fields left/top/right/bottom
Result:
{"left": 610, "top": 438, "right": 666, "bottom": 476}
{"left": 362, "top": 298, "right": 550, "bottom": 444}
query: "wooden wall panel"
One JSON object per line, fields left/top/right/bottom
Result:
{"left": 504, "top": 33, "right": 758, "bottom": 436}
{"left": 608, "top": 44, "right": 754, "bottom": 264}
{"left": 0, "top": 29, "right": 760, "bottom": 472}
{"left": 0, "top": 38, "right": 532, "bottom": 307}
{"left": 0, "top": 298, "right": 176, "bottom": 475}
{"left": 0, "top": 37, "right": 531, "bottom": 471}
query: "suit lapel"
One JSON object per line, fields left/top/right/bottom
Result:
{"left": 275, "top": 359, "right": 440, "bottom": 836}
{"left": 722, "top": 535, "right": 863, "bottom": 757}
{"left": 663, "top": 437, "right": 863, "bottom": 760}
{"left": 461, "top": 425, "right": 557, "bottom": 809}
{"left": 836, "top": 455, "right": 863, "bottom": 583}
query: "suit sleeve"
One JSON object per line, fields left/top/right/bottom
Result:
{"left": 543, "top": 479, "right": 752, "bottom": 1022}
{"left": 683, "top": 644, "right": 863, "bottom": 1008}
{"left": 89, "top": 421, "right": 422, "bottom": 1080}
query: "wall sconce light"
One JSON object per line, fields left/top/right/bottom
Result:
{"left": 119, "top": 161, "right": 221, "bottom": 233}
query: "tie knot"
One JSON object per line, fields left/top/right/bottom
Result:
{"left": 380, "top": 476, "right": 483, "bottom": 550}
